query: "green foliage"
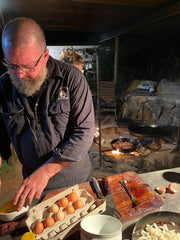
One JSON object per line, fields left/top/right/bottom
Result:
{"left": 0, "top": 160, "right": 15, "bottom": 176}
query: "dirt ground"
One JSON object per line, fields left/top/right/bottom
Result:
{"left": 1, "top": 160, "right": 23, "bottom": 196}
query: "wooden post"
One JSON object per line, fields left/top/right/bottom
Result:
{"left": 96, "top": 50, "right": 103, "bottom": 169}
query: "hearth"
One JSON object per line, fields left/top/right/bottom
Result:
{"left": 91, "top": 125, "right": 180, "bottom": 174}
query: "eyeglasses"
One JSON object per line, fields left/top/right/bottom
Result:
{"left": 2, "top": 50, "right": 45, "bottom": 73}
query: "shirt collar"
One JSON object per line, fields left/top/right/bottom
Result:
{"left": 46, "top": 56, "right": 64, "bottom": 82}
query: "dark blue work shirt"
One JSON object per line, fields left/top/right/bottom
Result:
{"left": 0, "top": 56, "right": 94, "bottom": 190}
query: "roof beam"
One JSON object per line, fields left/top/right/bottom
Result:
{"left": 100, "top": 0, "right": 180, "bottom": 42}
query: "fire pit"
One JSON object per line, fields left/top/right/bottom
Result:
{"left": 91, "top": 125, "right": 179, "bottom": 174}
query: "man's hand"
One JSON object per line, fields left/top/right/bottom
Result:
{"left": 14, "top": 168, "right": 50, "bottom": 211}
{"left": 14, "top": 158, "right": 71, "bottom": 211}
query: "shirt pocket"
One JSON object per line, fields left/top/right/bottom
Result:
{"left": 48, "top": 99, "right": 71, "bottom": 132}
{"left": 0, "top": 108, "right": 25, "bottom": 138}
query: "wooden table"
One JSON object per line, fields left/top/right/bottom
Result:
{"left": 1, "top": 167, "right": 180, "bottom": 240}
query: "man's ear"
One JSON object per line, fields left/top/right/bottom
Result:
{"left": 44, "top": 48, "right": 49, "bottom": 63}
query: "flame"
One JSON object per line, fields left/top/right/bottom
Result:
{"left": 112, "top": 149, "right": 137, "bottom": 156}
{"left": 112, "top": 149, "right": 124, "bottom": 155}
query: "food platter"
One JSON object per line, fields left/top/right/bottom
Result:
{"left": 132, "top": 211, "right": 180, "bottom": 239}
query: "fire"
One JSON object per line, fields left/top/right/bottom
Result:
{"left": 112, "top": 149, "right": 140, "bottom": 156}
{"left": 112, "top": 149, "right": 124, "bottom": 155}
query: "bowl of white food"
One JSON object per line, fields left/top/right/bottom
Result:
{"left": 132, "top": 211, "right": 180, "bottom": 240}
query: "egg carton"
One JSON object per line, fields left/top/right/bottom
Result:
{"left": 26, "top": 184, "right": 106, "bottom": 240}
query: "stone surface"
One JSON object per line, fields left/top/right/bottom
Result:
{"left": 121, "top": 79, "right": 180, "bottom": 126}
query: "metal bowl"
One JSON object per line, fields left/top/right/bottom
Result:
{"left": 128, "top": 123, "right": 164, "bottom": 138}
{"left": 132, "top": 211, "right": 180, "bottom": 239}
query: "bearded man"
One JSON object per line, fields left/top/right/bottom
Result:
{"left": 0, "top": 17, "right": 94, "bottom": 211}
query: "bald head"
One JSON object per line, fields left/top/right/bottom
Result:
{"left": 2, "top": 17, "right": 46, "bottom": 53}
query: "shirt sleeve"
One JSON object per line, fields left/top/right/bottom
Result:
{"left": 52, "top": 70, "right": 95, "bottom": 162}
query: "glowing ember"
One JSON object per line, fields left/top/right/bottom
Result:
{"left": 133, "top": 151, "right": 142, "bottom": 156}
{"left": 94, "top": 128, "right": 99, "bottom": 138}
{"left": 112, "top": 149, "right": 124, "bottom": 155}
{"left": 112, "top": 149, "right": 142, "bottom": 156}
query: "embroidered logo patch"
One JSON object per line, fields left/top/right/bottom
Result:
{"left": 58, "top": 87, "right": 68, "bottom": 99}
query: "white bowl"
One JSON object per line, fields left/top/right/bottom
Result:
{"left": 80, "top": 214, "right": 122, "bottom": 240}
{"left": 0, "top": 190, "right": 29, "bottom": 222}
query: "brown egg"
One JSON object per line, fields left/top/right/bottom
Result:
{"left": 54, "top": 210, "right": 65, "bottom": 221}
{"left": 58, "top": 197, "right": 69, "bottom": 208}
{"left": 65, "top": 205, "right": 75, "bottom": 214}
{"left": 49, "top": 203, "right": 59, "bottom": 213}
{"left": 43, "top": 217, "right": 55, "bottom": 228}
{"left": 156, "top": 185, "right": 166, "bottom": 194}
{"left": 73, "top": 199, "right": 84, "bottom": 210}
{"left": 33, "top": 221, "right": 44, "bottom": 234}
{"left": 67, "top": 192, "right": 78, "bottom": 202}
{"left": 168, "top": 182, "right": 179, "bottom": 193}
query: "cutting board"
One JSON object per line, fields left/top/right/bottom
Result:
{"left": 44, "top": 171, "right": 163, "bottom": 223}
{"left": 102, "top": 171, "right": 163, "bottom": 222}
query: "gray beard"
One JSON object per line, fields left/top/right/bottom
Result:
{"left": 9, "top": 68, "right": 47, "bottom": 97}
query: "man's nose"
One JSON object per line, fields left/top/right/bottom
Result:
{"left": 16, "top": 67, "right": 26, "bottom": 78}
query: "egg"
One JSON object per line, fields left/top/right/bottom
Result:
{"left": 33, "top": 221, "right": 44, "bottom": 234}
{"left": 156, "top": 185, "right": 166, "bottom": 194}
{"left": 49, "top": 203, "right": 59, "bottom": 213}
{"left": 168, "top": 182, "right": 179, "bottom": 193}
{"left": 67, "top": 192, "right": 78, "bottom": 202}
{"left": 65, "top": 205, "right": 75, "bottom": 214}
{"left": 0, "top": 200, "right": 17, "bottom": 213}
{"left": 54, "top": 210, "right": 65, "bottom": 221}
{"left": 58, "top": 197, "right": 69, "bottom": 208}
{"left": 73, "top": 199, "right": 84, "bottom": 210}
{"left": 43, "top": 217, "right": 55, "bottom": 228}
